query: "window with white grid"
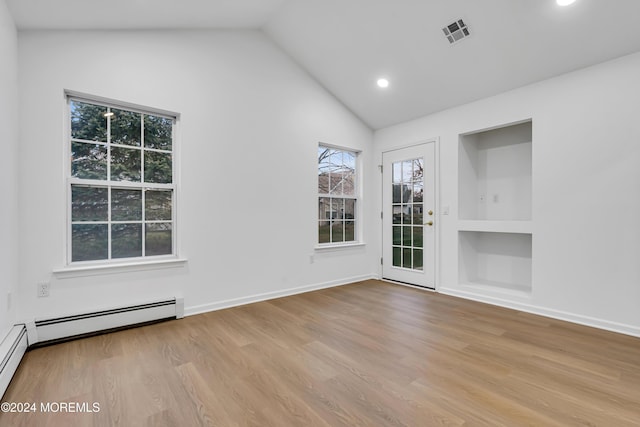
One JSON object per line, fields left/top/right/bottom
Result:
{"left": 318, "top": 145, "right": 358, "bottom": 244}
{"left": 67, "top": 96, "right": 176, "bottom": 263}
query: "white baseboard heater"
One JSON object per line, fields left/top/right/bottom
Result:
{"left": 0, "top": 325, "right": 28, "bottom": 399}
{"left": 30, "top": 297, "right": 184, "bottom": 346}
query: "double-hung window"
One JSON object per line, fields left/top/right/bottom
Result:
{"left": 67, "top": 96, "right": 176, "bottom": 263}
{"left": 318, "top": 145, "right": 358, "bottom": 244}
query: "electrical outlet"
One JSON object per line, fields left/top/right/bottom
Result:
{"left": 37, "top": 282, "right": 50, "bottom": 298}
{"left": 6, "top": 292, "right": 11, "bottom": 310}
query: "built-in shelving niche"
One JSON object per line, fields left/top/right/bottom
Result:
{"left": 459, "top": 231, "right": 532, "bottom": 296}
{"left": 457, "top": 120, "right": 533, "bottom": 296}
{"left": 459, "top": 120, "right": 532, "bottom": 221}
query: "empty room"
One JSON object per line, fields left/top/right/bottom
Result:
{"left": 1, "top": 0, "right": 639, "bottom": 425}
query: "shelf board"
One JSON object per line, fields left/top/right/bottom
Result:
{"left": 458, "top": 220, "right": 532, "bottom": 234}
{"left": 459, "top": 280, "right": 532, "bottom": 298}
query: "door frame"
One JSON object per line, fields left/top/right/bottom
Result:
{"left": 380, "top": 138, "right": 441, "bottom": 291}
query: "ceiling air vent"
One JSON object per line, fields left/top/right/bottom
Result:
{"left": 442, "top": 19, "right": 470, "bottom": 45}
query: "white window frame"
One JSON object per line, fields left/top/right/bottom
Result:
{"left": 316, "top": 143, "right": 363, "bottom": 249}
{"left": 63, "top": 91, "right": 181, "bottom": 268}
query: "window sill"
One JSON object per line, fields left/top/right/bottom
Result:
{"left": 314, "top": 242, "right": 366, "bottom": 251}
{"left": 53, "top": 258, "right": 188, "bottom": 279}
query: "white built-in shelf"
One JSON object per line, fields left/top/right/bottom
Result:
{"left": 457, "top": 119, "right": 533, "bottom": 296}
{"left": 457, "top": 220, "right": 532, "bottom": 234}
{"left": 459, "top": 120, "right": 532, "bottom": 221}
{"left": 459, "top": 280, "right": 532, "bottom": 298}
{"left": 458, "top": 231, "right": 532, "bottom": 295}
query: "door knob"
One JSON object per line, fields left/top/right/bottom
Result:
{"left": 427, "top": 210, "right": 433, "bottom": 216}
{"left": 425, "top": 221, "right": 433, "bottom": 226}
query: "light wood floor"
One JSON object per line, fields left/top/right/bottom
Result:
{"left": 2, "top": 280, "right": 639, "bottom": 426}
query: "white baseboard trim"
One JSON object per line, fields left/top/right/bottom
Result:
{"left": 439, "top": 286, "right": 640, "bottom": 338}
{"left": 0, "top": 325, "right": 28, "bottom": 399}
{"left": 184, "top": 274, "right": 375, "bottom": 317}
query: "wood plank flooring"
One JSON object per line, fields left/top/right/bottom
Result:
{"left": 1, "top": 279, "right": 639, "bottom": 426}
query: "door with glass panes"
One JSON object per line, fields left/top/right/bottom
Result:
{"left": 382, "top": 143, "right": 435, "bottom": 288}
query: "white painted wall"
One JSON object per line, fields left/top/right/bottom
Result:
{"left": 375, "top": 52, "right": 640, "bottom": 336}
{"left": 17, "top": 30, "right": 375, "bottom": 322}
{"left": 0, "top": 0, "right": 18, "bottom": 340}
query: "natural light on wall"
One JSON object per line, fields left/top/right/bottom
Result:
{"left": 556, "top": 0, "right": 577, "bottom": 6}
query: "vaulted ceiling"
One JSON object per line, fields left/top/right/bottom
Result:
{"left": 7, "top": 0, "right": 640, "bottom": 129}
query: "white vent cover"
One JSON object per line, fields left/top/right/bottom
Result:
{"left": 442, "top": 19, "right": 470, "bottom": 44}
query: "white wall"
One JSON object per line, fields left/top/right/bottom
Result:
{"left": 0, "top": 0, "right": 18, "bottom": 340}
{"left": 375, "top": 52, "right": 640, "bottom": 336}
{"left": 17, "top": 30, "right": 375, "bottom": 322}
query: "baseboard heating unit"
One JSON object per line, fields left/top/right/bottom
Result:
{"left": 30, "top": 297, "right": 184, "bottom": 346}
{"left": 0, "top": 325, "right": 28, "bottom": 398}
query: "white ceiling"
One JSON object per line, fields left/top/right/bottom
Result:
{"left": 6, "top": 0, "right": 288, "bottom": 29}
{"left": 7, "top": 0, "right": 640, "bottom": 129}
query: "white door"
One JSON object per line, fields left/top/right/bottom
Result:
{"left": 382, "top": 143, "right": 436, "bottom": 288}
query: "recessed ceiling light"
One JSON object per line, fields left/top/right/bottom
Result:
{"left": 556, "top": 0, "right": 577, "bottom": 6}
{"left": 377, "top": 78, "right": 389, "bottom": 88}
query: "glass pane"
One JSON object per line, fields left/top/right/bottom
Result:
{"left": 144, "top": 115, "right": 172, "bottom": 150}
{"left": 413, "top": 158, "right": 424, "bottom": 181}
{"left": 329, "top": 172, "right": 343, "bottom": 195}
{"left": 392, "top": 162, "right": 402, "bottom": 183}
{"left": 318, "top": 174, "right": 330, "bottom": 194}
{"left": 71, "top": 186, "right": 108, "bottom": 221}
{"left": 111, "top": 146, "right": 141, "bottom": 182}
{"left": 343, "top": 169, "right": 355, "bottom": 196}
{"left": 144, "top": 151, "right": 172, "bottom": 184}
{"left": 413, "top": 204, "right": 423, "bottom": 225}
{"left": 71, "top": 142, "right": 107, "bottom": 180}
{"left": 318, "top": 147, "right": 330, "bottom": 193}
{"left": 393, "top": 226, "right": 401, "bottom": 245}
{"left": 327, "top": 150, "right": 343, "bottom": 173}
{"left": 112, "top": 189, "right": 142, "bottom": 221}
{"left": 413, "top": 226, "right": 423, "bottom": 248}
{"left": 403, "top": 248, "right": 412, "bottom": 269}
{"left": 392, "top": 205, "right": 402, "bottom": 224}
{"left": 343, "top": 151, "right": 356, "bottom": 170}
{"left": 401, "top": 184, "right": 413, "bottom": 203}
{"left": 70, "top": 101, "right": 107, "bottom": 142}
{"left": 319, "top": 221, "right": 330, "bottom": 243}
{"left": 392, "top": 247, "right": 401, "bottom": 267}
{"left": 392, "top": 183, "right": 402, "bottom": 203}
{"left": 402, "top": 204, "right": 412, "bottom": 224}
{"left": 319, "top": 197, "right": 331, "bottom": 221}
{"left": 402, "top": 226, "right": 412, "bottom": 247}
{"left": 331, "top": 198, "right": 344, "bottom": 220}
{"left": 146, "top": 190, "right": 172, "bottom": 221}
{"left": 344, "top": 199, "right": 355, "bottom": 223}
{"left": 146, "top": 223, "right": 172, "bottom": 256}
{"left": 111, "top": 108, "right": 141, "bottom": 146}
{"left": 72, "top": 224, "right": 108, "bottom": 262}
{"left": 402, "top": 160, "right": 412, "bottom": 183}
{"left": 318, "top": 175, "right": 330, "bottom": 193}
{"left": 343, "top": 152, "right": 356, "bottom": 196}
{"left": 413, "top": 182, "right": 424, "bottom": 202}
{"left": 318, "top": 147, "right": 334, "bottom": 175}
{"left": 345, "top": 222, "right": 355, "bottom": 241}
{"left": 112, "top": 223, "right": 142, "bottom": 258}
{"left": 413, "top": 249, "right": 423, "bottom": 271}
{"left": 331, "top": 221, "right": 344, "bottom": 242}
